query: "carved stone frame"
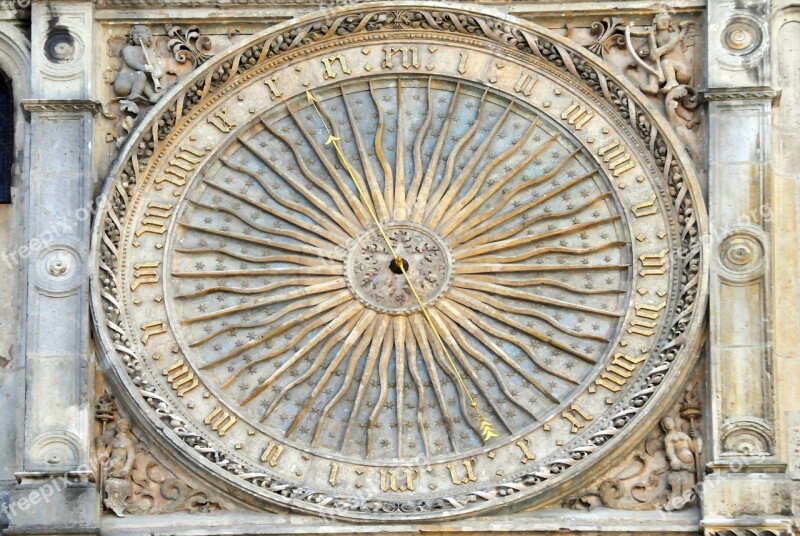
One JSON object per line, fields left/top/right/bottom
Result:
{"left": 90, "top": 1, "right": 709, "bottom": 521}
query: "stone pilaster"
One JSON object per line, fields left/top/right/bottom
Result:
{"left": 702, "top": 0, "right": 794, "bottom": 533}
{"left": 771, "top": 0, "right": 800, "bottom": 520}
{"left": 4, "top": 2, "right": 100, "bottom": 535}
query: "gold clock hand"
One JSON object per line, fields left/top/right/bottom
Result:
{"left": 394, "top": 258, "right": 499, "bottom": 442}
{"left": 306, "top": 92, "right": 395, "bottom": 256}
{"left": 306, "top": 91, "right": 498, "bottom": 442}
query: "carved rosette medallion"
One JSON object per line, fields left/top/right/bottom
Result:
{"left": 91, "top": 2, "right": 708, "bottom": 521}
{"left": 344, "top": 222, "right": 454, "bottom": 314}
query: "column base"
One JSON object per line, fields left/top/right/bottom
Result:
{"left": 700, "top": 472, "right": 795, "bottom": 536}
{"left": 3, "top": 473, "right": 99, "bottom": 536}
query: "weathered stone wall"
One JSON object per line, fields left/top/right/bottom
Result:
{"left": 0, "top": 18, "right": 28, "bottom": 510}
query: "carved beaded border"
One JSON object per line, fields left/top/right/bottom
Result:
{"left": 93, "top": 4, "right": 707, "bottom": 518}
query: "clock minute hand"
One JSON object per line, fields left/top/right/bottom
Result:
{"left": 394, "top": 258, "right": 499, "bottom": 442}
{"left": 305, "top": 91, "right": 396, "bottom": 258}
{"left": 306, "top": 91, "right": 498, "bottom": 442}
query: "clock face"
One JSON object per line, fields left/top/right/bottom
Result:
{"left": 170, "top": 76, "right": 630, "bottom": 462}
{"left": 93, "top": 5, "right": 706, "bottom": 521}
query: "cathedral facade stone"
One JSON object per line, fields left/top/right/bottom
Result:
{"left": 0, "top": 0, "right": 797, "bottom": 534}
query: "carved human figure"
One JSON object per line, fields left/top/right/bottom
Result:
{"left": 108, "top": 419, "right": 136, "bottom": 478}
{"left": 661, "top": 416, "right": 697, "bottom": 507}
{"left": 627, "top": 10, "right": 693, "bottom": 95}
{"left": 103, "top": 419, "right": 136, "bottom": 517}
{"left": 649, "top": 12, "right": 692, "bottom": 92}
{"left": 112, "top": 25, "right": 164, "bottom": 103}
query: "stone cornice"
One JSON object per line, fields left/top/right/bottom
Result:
{"left": 92, "top": 0, "right": 707, "bottom": 15}
{"left": 92, "top": 0, "right": 703, "bottom": 4}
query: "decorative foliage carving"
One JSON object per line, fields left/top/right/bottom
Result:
{"left": 563, "top": 384, "right": 703, "bottom": 511}
{"left": 166, "top": 24, "right": 213, "bottom": 67}
{"left": 94, "top": 392, "right": 223, "bottom": 517}
{"left": 344, "top": 223, "right": 455, "bottom": 314}
{"left": 587, "top": 17, "right": 625, "bottom": 58}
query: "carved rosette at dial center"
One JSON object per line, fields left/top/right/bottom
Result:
{"left": 344, "top": 222, "right": 454, "bottom": 314}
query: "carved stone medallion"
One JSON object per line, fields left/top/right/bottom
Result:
{"left": 344, "top": 221, "right": 455, "bottom": 314}
{"left": 91, "top": 2, "right": 708, "bottom": 521}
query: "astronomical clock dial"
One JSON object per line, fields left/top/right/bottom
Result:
{"left": 93, "top": 4, "right": 707, "bottom": 521}
{"left": 172, "top": 77, "right": 629, "bottom": 459}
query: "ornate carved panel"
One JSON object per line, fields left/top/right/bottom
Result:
{"left": 563, "top": 380, "right": 704, "bottom": 512}
{"left": 94, "top": 391, "right": 224, "bottom": 517}
{"left": 102, "top": 24, "right": 216, "bottom": 150}
{"left": 90, "top": 2, "right": 708, "bottom": 521}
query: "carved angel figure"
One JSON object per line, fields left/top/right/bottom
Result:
{"left": 624, "top": 10, "right": 695, "bottom": 96}
{"left": 112, "top": 25, "right": 164, "bottom": 105}
{"left": 96, "top": 416, "right": 221, "bottom": 516}
{"left": 620, "top": 8, "right": 700, "bottom": 157}
{"left": 104, "top": 25, "right": 167, "bottom": 148}
{"left": 563, "top": 385, "right": 704, "bottom": 513}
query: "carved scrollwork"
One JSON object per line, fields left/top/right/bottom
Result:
{"left": 563, "top": 384, "right": 703, "bottom": 512}
{"left": 586, "top": 17, "right": 625, "bottom": 59}
{"left": 166, "top": 24, "right": 213, "bottom": 67}
{"left": 94, "top": 391, "right": 224, "bottom": 517}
